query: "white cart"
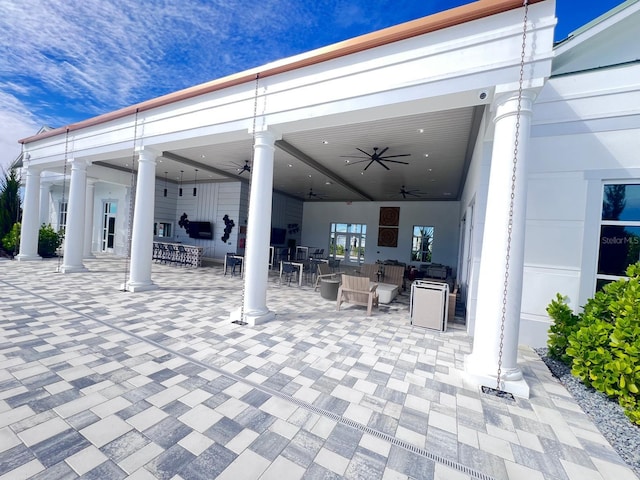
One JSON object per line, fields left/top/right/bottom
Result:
{"left": 410, "top": 280, "right": 450, "bottom": 331}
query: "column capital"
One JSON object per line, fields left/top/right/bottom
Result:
{"left": 67, "top": 157, "right": 89, "bottom": 170}
{"left": 254, "top": 129, "right": 281, "bottom": 145}
{"left": 21, "top": 163, "right": 41, "bottom": 177}
{"left": 135, "top": 146, "right": 160, "bottom": 163}
{"left": 492, "top": 89, "right": 537, "bottom": 123}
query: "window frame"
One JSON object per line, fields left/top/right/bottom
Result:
{"left": 411, "top": 225, "right": 434, "bottom": 263}
{"left": 595, "top": 183, "right": 640, "bottom": 289}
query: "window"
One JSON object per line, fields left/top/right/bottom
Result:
{"left": 596, "top": 184, "right": 640, "bottom": 289}
{"left": 58, "top": 201, "right": 68, "bottom": 233}
{"left": 411, "top": 225, "right": 434, "bottom": 263}
{"left": 154, "top": 222, "right": 173, "bottom": 238}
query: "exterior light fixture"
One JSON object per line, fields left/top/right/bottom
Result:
{"left": 163, "top": 172, "right": 168, "bottom": 197}
{"left": 179, "top": 170, "right": 184, "bottom": 197}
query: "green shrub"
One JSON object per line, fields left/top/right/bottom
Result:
{"left": 547, "top": 293, "right": 581, "bottom": 363}
{"left": 1, "top": 222, "right": 20, "bottom": 254}
{"left": 549, "top": 262, "right": 640, "bottom": 425}
{"left": 38, "top": 224, "right": 63, "bottom": 257}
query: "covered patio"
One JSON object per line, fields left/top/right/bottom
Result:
{"left": 17, "top": 0, "right": 560, "bottom": 398}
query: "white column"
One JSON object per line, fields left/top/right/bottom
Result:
{"left": 124, "top": 148, "right": 158, "bottom": 292}
{"left": 39, "top": 182, "right": 51, "bottom": 226}
{"left": 60, "top": 158, "right": 88, "bottom": 273}
{"left": 83, "top": 179, "right": 97, "bottom": 258}
{"left": 16, "top": 164, "right": 42, "bottom": 261}
{"left": 465, "top": 90, "right": 536, "bottom": 398}
{"left": 232, "top": 130, "right": 277, "bottom": 326}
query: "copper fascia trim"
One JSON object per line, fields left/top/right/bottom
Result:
{"left": 20, "top": 0, "right": 543, "bottom": 144}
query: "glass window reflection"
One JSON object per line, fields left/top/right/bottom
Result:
{"left": 602, "top": 184, "right": 640, "bottom": 221}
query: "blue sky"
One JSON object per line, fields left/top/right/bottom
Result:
{"left": 0, "top": 0, "right": 628, "bottom": 170}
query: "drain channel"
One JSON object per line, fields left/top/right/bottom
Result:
{"left": 2, "top": 280, "right": 495, "bottom": 480}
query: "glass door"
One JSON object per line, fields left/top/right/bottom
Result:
{"left": 102, "top": 202, "right": 117, "bottom": 252}
{"left": 329, "top": 223, "right": 366, "bottom": 265}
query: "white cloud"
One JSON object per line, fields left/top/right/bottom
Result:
{"left": 0, "top": 0, "right": 394, "bottom": 151}
{"left": 0, "top": 92, "right": 40, "bottom": 171}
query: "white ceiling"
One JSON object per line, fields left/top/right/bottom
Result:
{"left": 96, "top": 105, "right": 482, "bottom": 202}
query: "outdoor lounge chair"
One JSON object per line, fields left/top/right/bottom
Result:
{"left": 336, "top": 274, "right": 378, "bottom": 316}
{"left": 314, "top": 262, "right": 343, "bottom": 291}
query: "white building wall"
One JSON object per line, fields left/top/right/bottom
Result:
{"left": 522, "top": 63, "right": 640, "bottom": 347}
{"left": 147, "top": 179, "right": 302, "bottom": 261}
{"left": 301, "top": 201, "right": 460, "bottom": 268}
{"left": 456, "top": 110, "right": 494, "bottom": 337}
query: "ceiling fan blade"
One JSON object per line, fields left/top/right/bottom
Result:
{"left": 379, "top": 154, "right": 411, "bottom": 159}
{"left": 356, "top": 147, "right": 371, "bottom": 157}
{"left": 382, "top": 159, "right": 410, "bottom": 165}
{"left": 363, "top": 159, "right": 375, "bottom": 171}
{"left": 345, "top": 158, "right": 372, "bottom": 166}
{"left": 340, "top": 155, "right": 368, "bottom": 158}
{"left": 377, "top": 147, "right": 389, "bottom": 157}
{"left": 377, "top": 159, "right": 391, "bottom": 170}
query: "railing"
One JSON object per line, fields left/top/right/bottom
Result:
{"left": 152, "top": 242, "right": 203, "bottom": 267}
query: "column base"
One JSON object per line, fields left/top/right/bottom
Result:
{"left": 83, "top": 253, "right": 96, "bottom": 259}
{"left": 464, "top": 358, "right": 530, "bottom": 398}
{"left": 16, "top": 253, "right": 42, "bottom": 261}
{"left": 58, "top": 264, "right": 88, "bottom": 273}
{"left": 120, "top": 281, "right": 158, "bottom": 292}
{"left": 230, "top": 307, "right": 276, "bottom": 326}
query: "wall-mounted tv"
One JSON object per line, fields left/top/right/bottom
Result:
{"left": 270, "top": 227, "right": 286, "bottom": 245}
{"left": 188, "top": 221, "right": 213, "bottom": 239}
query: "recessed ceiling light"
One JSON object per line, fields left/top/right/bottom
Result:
{"left": 288, "top": 164, "right": 293, "bottom": 168}
{"left": 417, "top": 128, "right": 424, "bottom": 134}
{"left": 325, "top": 181, "right": 332, "bottom": 185}
{"left": 322, "top": 140, "right": 329, "bottom": 144}
{"left": 201, "top": 154, "right": 206, "bottom": 158}
{"left": 308, "top": 174, "right": 312, "bottom": 178}
{"left": 428, "top": 168, "right": 433, "bottom": 172}
{"left": 424, "top": 153, "right": 429, "bottom": 158}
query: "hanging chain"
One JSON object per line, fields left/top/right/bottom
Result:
{"left": 122, "top": 109, "right": 139, "bottom": 291}
{"left": 496, "top": 0, "right": 529, "bottom": 390}
{"left": 56, "top": 128, "right": 70, "bottom": 272}
{"left": 237, "top": 73, "right": 260, "bottom": 324}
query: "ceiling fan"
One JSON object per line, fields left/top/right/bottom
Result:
{"left": 306, "top": 188, "right": 327, "bottom": 199}
{"left": 397, "top": 185, "right": 422, "bottom": 199}
{"left": 235, "top": 160, "right": 251, "bottom": 175}
{"left": 341, "top": 146, "right": 410, "bottom": 171}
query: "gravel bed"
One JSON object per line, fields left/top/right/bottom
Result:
{"left": 535, "top": 347, "right": 640, "bottom": 477}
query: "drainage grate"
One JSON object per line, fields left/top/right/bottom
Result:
{"left": 5, "top": 280, "right": 495, "bottom": 480}
{"left": 481, "top": 386, "right": 515, "bottom": 401}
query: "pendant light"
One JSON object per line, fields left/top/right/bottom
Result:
{"left": 179, "top": 170, "right": 184, "bottom": 197}
{"left": 163, "top": 172, "right": 168, "bottom": 197}
{"left": 193, "top": 168, "right": 198, "bottom": 196}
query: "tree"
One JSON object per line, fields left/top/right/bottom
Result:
{"left": 0, "top": 167, "right": 21, "bottom": 253}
